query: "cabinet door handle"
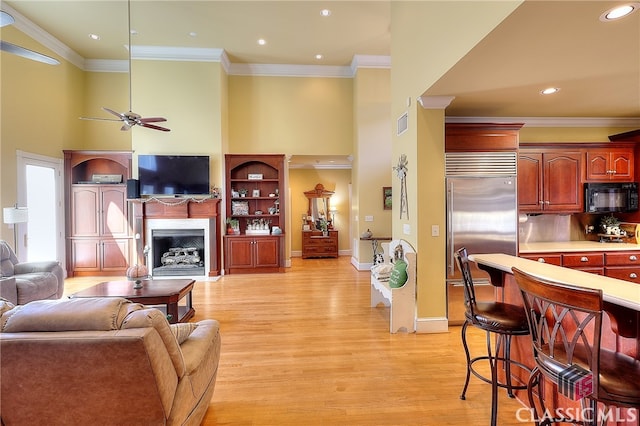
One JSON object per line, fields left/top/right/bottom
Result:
{"left": 537, "top": 258, "right": 546, "bottom": 263}
{"left": 544, "top": 201, "right": 550, "bottom": 205}
{"left": 630, "top": 273, "right": 637, "bottom": 279}
{"left": 630, "top": 255, "right": 638, "bottom": 261}
{"left": 580, "top": 256, "right": 589, "bottom": 262}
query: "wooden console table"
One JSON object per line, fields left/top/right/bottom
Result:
{"left": 130, "top": 198, "right": 221, "bottom": 276}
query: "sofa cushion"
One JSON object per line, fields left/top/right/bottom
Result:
{"left": 14, "top": 273, "right": 58, "bottom": 305}
{"left": 170, "top": 322, "right": 199, "bottom": 344}
{"left": 2, "top": 297, "right": 136, "bottom": 333}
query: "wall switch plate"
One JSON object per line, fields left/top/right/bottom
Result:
{"left": 364, "top": 215, "right": 373, "bottom": 222}
{"left": 403, "top": 224, "right": 410, "bottom": 235}
{"left": 431, "top": 225, "right": 439, "bottom": 237}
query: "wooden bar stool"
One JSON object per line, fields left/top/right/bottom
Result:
{"left": 455, "top": 247, "right": 531, "bottom": 426}
{"left": 512, "top": 267, "right": 640, "bottom": 426}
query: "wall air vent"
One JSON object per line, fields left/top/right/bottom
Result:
{"left": 397, "top": 112, "right": 408, "bottom": 136}
{"left": 445, "top": 152, "right": 517, "bottom": 176}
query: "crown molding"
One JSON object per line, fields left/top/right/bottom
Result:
{"left": 84, "top": 59, "right": 128, "bottom": 73}
{"left": 445, "top": 116, "right": 640, "bottom": 128}
{"left": 130, "top": 45, "right": 225, "bottom": 63}
{"left": 417, "top": 96, "right": 455, "bottom": 109}
{"left": 351, "top": 55, "right": 391, "bottom": 75}
{"left": 227, "top": 62, "right": 353, "bottom": 78}
{"left": 289, "top": 163, "right": 352, "bottom": 170}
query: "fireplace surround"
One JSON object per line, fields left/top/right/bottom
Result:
{"left": 131, "top": 198, "right": 221, "bottom": 277}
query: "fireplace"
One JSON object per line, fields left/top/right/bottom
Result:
{"left": 151, "top": 229, "right": 205, "bottom": 276}
{"left": 145, "top": 218, "right": 211, "bottom": 277}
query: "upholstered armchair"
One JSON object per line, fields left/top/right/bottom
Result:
{"left": 0, "top": 240, "right": 64, "bottom": 305}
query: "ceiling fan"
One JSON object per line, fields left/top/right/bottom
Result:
{"left": 80, "top": 0, "right": 170, "bottom": 132}
{"left": 0, "top": 10, "right": 60, "bottom": 65}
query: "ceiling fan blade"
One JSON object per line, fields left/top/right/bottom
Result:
{"left": 139, "top": 122, "right": 171, "bottom": 132}
{"left": 0, "top": 40, "right": 59, "bottom": 65}
{"left": 139, "top": 117, "right": 167, "bottom": 123}
{"left": 1, "top": 10, "right": 15, "bottom": 27}
{"left": 102, "top": 107, "right": 125, "bottom": 119}
{"left": 79, "top": 116, "right": 122, "bottom": 122}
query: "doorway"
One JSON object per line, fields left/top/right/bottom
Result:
{"left": 16, "top": 151, "right": 65, "bottom": 269}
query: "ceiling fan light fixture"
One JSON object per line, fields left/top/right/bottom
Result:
{"left": 600, "top": 3, "right": 639, "bottom": 21}
{"left": 541, "top": 87, "right": 560, "bottom": 95}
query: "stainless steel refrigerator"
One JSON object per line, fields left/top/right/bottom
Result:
{"left": 445, "top": 152, "right": 518, "bottom": 324}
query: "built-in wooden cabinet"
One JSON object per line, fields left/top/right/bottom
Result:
{"left": 585, "top": 148, "right": 634, "bottom": 181}
{"left": 224, "top": 235, "right": 281, "bottom": 273}
{"left": 63, "top": 150, "right": 132, "bottom": 277}
{"left": 518, "top": 149, "right": 583, "bottom": 213}
{"left": 223, "top": 154, "right": 285, "bottom": 274}
{"left": 302, "top": 230, "right": 338, "bottom": 259}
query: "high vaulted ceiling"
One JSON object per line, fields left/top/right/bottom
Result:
{"left": 2, "top": 0, "right": 639, "bottom": 121}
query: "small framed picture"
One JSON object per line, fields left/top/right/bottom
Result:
{"left": 232, "top": 201, "right": 249, "bottom": 215}
{"left": 383, "top": 187, "right": 392, "bottom": 210}
{"left": 252, "top": 189, "right": 260, "bottom": 197}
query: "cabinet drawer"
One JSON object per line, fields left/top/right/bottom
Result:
{"left": 605, "top": 251, "right": 640, "bottom": 266}
{"left": 304, "top": 245, "right": 337, "bottom": 254}
{"left": 562, "top": 253, "right": 604, "bottom": 268}
{"left": 605, "top": 267, "right": 640, "bottom": 283}
{"left": 520, "top": 254, "right": 562, "bottom": 266}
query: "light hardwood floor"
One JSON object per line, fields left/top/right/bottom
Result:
{"left": 64, "top": 256, "right": 533, "bottom": 426}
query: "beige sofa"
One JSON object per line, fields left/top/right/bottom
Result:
{"left": 0, "top": 297, "right": 221, "bottom": 425}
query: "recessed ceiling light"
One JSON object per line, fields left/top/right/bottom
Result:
{"left": 189, "top": 32, "right": 197, "bottom": 37}
{"left": 600, "top": 3, "right": 639, "bottom": 21}
{"left": 320, "top": 9, "right": 331, "bottom": 17}
{"left": 257, "top": 38, "right": 266, "bottom": 46}
{"left": 315, "top": 54, "right": 323, "bottom": 60}
{"left": 88, "top": 33, "right": 100, "bottom": 40}
{"left": 541, "top": 87, "right": 560, "bottom": 95}
{"left": 130, "top": 29, "right": 138, "bottom": 36}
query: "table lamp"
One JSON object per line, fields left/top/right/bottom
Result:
{"left": 3, "top": 204, "right": 28, "bottom": 256}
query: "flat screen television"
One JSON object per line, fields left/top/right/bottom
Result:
{"left": 138, "top": 155, "right": 210, "bottom": 196}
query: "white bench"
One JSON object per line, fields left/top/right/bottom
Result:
{"left": 370, "top": 239, "right": 416, "bottom": 333}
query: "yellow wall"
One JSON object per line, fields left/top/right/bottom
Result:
{"left": 352, "top": 67, "right": 392, "bottom": 264}
{"left": 390, "top": 1, "right": 523, "bottom": 325}
{"left": 1, "top": 27, "right": 84, "bottom": 242}
{"left": 289, "top": 168, "right": 351, "bottom": 253}
{"left": 228, "top": 76, "right": 353, "bottom": 155}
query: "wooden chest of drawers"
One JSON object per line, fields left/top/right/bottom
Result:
{"left": 302, "top": 230, "right": 338, "bottom": 259}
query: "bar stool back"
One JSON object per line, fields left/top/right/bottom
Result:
{"left": 512, "top": 267, "right": 640, "bottom": 425}
{"left": 455, "top": 247, "right": 530, "bottom": 426}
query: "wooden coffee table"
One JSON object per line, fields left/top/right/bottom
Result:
{"left": 70, "top": 279, "right": 195, "bottom": 324}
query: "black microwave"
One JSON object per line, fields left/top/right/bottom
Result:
{"left": 584, "top": 182, "right": 639, "bottom": 213}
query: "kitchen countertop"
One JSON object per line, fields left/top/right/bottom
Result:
{"left": 469, "top": 253, "right": 640, "bottom": 311}
{"left": 520, "top": 240, "right": 640, "bottom": 253}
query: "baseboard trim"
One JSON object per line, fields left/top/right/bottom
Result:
{"left": 415, "top": 317, "right": 449, "bottom": 333}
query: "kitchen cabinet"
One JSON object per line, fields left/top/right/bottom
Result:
{"left": 223, "top": 154, "right": 286, "bottom": 274}
{"left": 64, "top": 150, "right": 132, "bottom": 277}
{"left": 520, "top": 249, "right": 640, "bottom": 284}
{"left": 605, "top": 251, "right": 640, "bottom": 284}
{"left": 518, "top": 150, "right": 582, "bottom": 213}
{"left": 302, "top": 230, "right": 338, "bottom": 258}
{"left": 224, "top": 235, "right": 283, "bottom": 274}
{"left": 585, "top": 148, "right": 634, "bottom": 181}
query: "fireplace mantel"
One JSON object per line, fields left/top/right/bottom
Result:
{"left": 130, "top": 198, "right": 221, "bottom": 276}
